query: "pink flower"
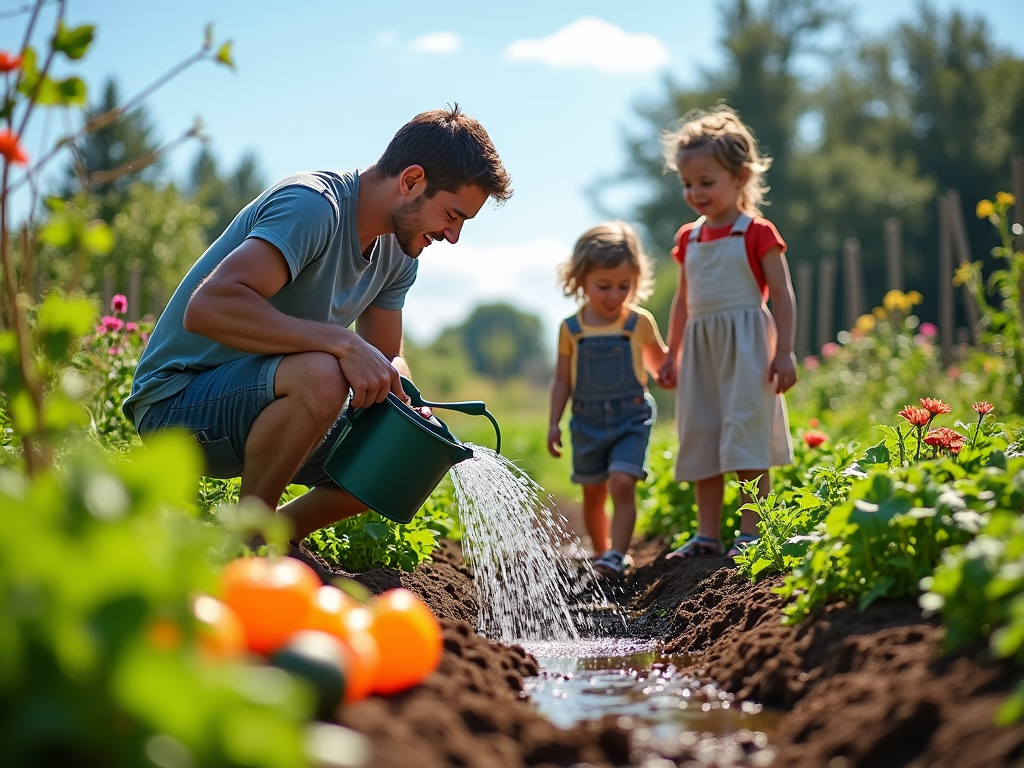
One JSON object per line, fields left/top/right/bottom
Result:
{"left": 125, "top": 322, "right": 139, "bottom": 333}
{"left": 108, "top": 346, "right": 123, "bottom": 356}
{"left": 924, "top": 427, "right": 964, "bottom": 451}
{"left": 821, "top": 342, "right": 840, "bottom": 358}
{"left": 110, "top": 294, "right": 128, "bottom": 315}
{"left": 972, "top": 402, "right": 994, "bottom": 416}
{"left": 101, "top": 315, "right": 124, "bottom": 333}
{"left": 802, "top": 355, "right": 820, "bottom": 371}
{"left": 140, "top": 331, "right": 149, "bottom": 343}
{"left": 803, "top": 430, "right": 828, "bottom": 448}
{"left": 918, "top": 322, "right": 938, "bottom": 337}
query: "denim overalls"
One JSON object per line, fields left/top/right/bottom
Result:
{"left": 566, "top": 310, "right": 655, "bottom": 485}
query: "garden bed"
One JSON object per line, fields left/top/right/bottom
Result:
{"left": 303, "top": 537, "right": 1024, "bottom": 768}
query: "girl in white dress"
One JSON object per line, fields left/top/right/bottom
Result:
{"left": 657, "top": 105, "right": 798, "bottom": 559}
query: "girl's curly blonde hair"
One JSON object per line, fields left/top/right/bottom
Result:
{"left": 661, "top": 104, "right": 772, "bottom": 216}
{"left": 557, "top": 220, "right": 654, "bottom": 304}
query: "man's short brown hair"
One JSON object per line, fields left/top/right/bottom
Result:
{"left": 377, "top": 105, "right": 512, "bottom": 204}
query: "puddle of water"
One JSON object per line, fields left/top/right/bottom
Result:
{"left": 524, "top": 639, "right": 782, "bottom": 766}
{"left": 451, "top": 446, "right": 618, "bottom": 642}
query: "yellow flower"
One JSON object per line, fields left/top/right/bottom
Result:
{"left": 996, "top": 191, "right": 1016, "bottom": 207}
{"left": 907, "top": 290, "right": 922, "bottom": 305}
{"left": 855, "top": 314, "right": 876, "bottom": 333}
{"left": 976, "top": 199, "right": 995, "bottom": 219}
{"left": 883, "top": 289, "right": 906, "bottom": 312}
{"left": 873, "top": 307, "right": 887, "bottom": 320}
{"left": 953, "top": 262, "right": 971, "bottom": 287}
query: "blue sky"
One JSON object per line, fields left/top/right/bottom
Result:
{"left": 4, "top": 0, "right": 1020, "bottom": 344}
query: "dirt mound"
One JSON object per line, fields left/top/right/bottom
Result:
{"left": 312, "top": 537, "right": 1024, "bottom": 767}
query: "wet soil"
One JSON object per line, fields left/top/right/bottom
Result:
{"left": 299, "top": 538, "right": 1024, "bottom": 767}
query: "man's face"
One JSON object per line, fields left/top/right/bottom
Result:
{"left": 391, "top": 184, "right": 489, "bottom": 258}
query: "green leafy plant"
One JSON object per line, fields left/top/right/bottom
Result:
{"left": 303, "top": 483, "right": 458, "bottom": 573}
{"left": 775, "top": 454, "right": 1017, "bottom": 625}
{"left": 920, "top": 509, "right": 1024, "bottom": 724}
{"left": 956, "top": 192, "right": 1024, "bottom": 415}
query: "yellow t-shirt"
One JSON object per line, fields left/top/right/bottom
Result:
{"left": 557, "top": 305, "right": 664, "bottom": 391}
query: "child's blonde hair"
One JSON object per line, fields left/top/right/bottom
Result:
{"left": 661, "top": 104, "right": 772, "bottom": 216}
{"left": 558, "top": 220, "right": 653, "bottom": 304}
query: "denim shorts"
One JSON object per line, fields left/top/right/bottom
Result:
{"left": 137, "top": 354, "right": 347, "bottom": 487}
{"left": 569, "top": 393, "right": 655, "bottom": 485}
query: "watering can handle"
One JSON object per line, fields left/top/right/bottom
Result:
{"left": 400, "top": 378, "right": 502, "bottom": 454}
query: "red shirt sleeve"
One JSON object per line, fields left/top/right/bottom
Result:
{"left": 744, "top": 217, "right": 786, "bottom": 299}
{"left": 670, "top": 222, "right": 698, "bottom": 265}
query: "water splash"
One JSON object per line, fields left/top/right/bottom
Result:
{"left": 450, "top": 446, "right": 615, "bottom": 643}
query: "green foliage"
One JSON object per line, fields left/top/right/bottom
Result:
{"left": 774, "top": 453, "right": 1016, "bottom": 625}
{"left": 71, "top": 302, "right": 151, "bottom": 451}
{"left": 0, "top": 435, "right": 313, "bottom": 767}
{"left": 303, "top": 484, "right": 458, "bottom": 572}
{"left": 189, "top": 147, "right": 267, "bottom": 244}
{"left": 436, "top": 303, "right": 546, "bottom": 385}
{"left": 921, "top": 509, "right": 1024, "bottom": 724}
{"left": 955, "top": 193, "right": 1024, "bottom": 414}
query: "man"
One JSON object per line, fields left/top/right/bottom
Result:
{"left": 123, "top": 106, "right": 512, "bottom": 546}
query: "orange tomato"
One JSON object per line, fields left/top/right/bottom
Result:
{"left": 304, "top": 586, "right": 358, "bottom": 635}
{"left": 300, "top": 586, "right": 379, "bottom": 702}
{"left": 220, "top": 556, "right": 321, "bottom": 655}
{"left": 193, "top": 595, "right": 247, "bottom": 660}
{"left": 368, "top": 588, "right": 442, "bottom": 695}
{"left": 339, "top": 606, "right": 380, "bottom": 703}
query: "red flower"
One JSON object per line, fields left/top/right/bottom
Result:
{"left": 803, "top": 430, "right": 828, "bottom": 448}
{"left": 919, "top": 398, "right": 952, "bottom": 417}
{"left": 0, "top": 129, "right": 28, "bottom": 165}
{"left": 808, "top": 418, "right": 820, "bottom": 428}
{"left": 0, "top": 51, "right": 22, "bottom": 72}
{"left": 898, "top": 406, "right": 930, "bottom": 427}
{"left": 924, "top": 427, "right": 964, "bottom": 450}
{"left": 972, "top": 402, "right": 994, "bottom": 416}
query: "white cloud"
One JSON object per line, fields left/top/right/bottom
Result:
{"left": 410, "top": 31, "right": 462, "bottom": 54}
{"left": 402, "top": 238, "right": 579, "bottom": 345}
{"left": 503, "top": 17, "right": 669, "bottom": 74}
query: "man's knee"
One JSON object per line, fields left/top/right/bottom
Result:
{"left": 279, "top": 352, "right": 350, "bottom": 421}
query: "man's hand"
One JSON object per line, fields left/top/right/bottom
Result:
{"left": 547, "top": 425, "right": 562, "bottom": 458}
{"left": 337, "top": 333, "right": 403, "bottom": 409}
{"left": 770, "top": 351, "right": 798, "bottom": 394}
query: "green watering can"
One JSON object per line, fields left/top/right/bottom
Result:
{"left": 323, "top": 378, "right": 501, "bottom": 524}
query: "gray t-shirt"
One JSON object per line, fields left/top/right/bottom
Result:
{"left": 122, "top": 170, "right": 418, "bottom": 428}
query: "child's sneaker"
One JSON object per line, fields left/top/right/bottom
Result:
{"left": 593, "top": 550, "right": 627, "bottom": 578}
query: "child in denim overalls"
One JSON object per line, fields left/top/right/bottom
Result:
{"left": 658, "top": 105, "right": 798, "bottom": 560}
{"left": 547, "top": 222, "right": 669, "bottom": 578}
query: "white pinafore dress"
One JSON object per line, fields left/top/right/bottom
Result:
{"left": 674, "top": 214, "right": 793, "bottom": 482}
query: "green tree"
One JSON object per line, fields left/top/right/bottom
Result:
{"left": 61, "top": 79, "right": 162, "bottom": 223}
{"left": 189, "top": 145, "right": 266, "bottom": 241}
{"left": 439, "top": 303, "right": 546, "bottom": 385}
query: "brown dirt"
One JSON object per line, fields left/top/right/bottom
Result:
{"left": 304, "top": 538, "right": 1024, "bottom": 767}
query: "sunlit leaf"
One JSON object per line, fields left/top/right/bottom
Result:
{"left": 52, "top": 22, "right": 95, "bottom": 59}
{"left": 216, "top": 42, "right": 234, "bottom": 70}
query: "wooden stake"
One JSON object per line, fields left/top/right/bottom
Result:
{"left": 884, "top": 217, "right": 903, "bottom": 291}
{"left": 817, "top": 256, "right": 837, "bottom": 351}
{"left": 938, "top": 197, "right": 954, "bottom": 367}
{"left": 129, "top": 267, "right": 142, "bottom": 322}
{"left": 795, "top": 261, "right": 813, "bottom": 358}
{"left": 945, "top": 189, "right": 981, "bottom": 342}
{"left": 842, "top": 237, "right": 865, "bottom": 328}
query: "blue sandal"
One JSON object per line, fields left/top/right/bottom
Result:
{"left": 726, "top": 534, "right": 759, "bottom": 558}
{"left": 665, "top": 535, "right": 723, "bottom": 560}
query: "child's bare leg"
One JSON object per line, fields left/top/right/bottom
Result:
{"left": 582, "top": 481, "right": 609, "bottom": 555}
{"left": 694, "top": 474, "right": 725, "bottom": 539}
{"left": 735, "top": 469, "right": 770, "bottom": 536}
{"left": 607, "top": 471, "right": 638, "bottom": 555}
